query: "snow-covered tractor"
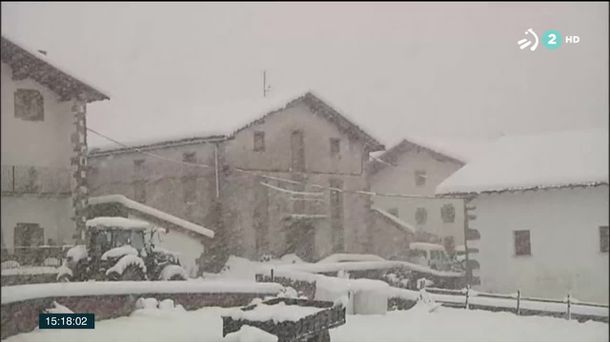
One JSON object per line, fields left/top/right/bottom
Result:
{"left": 57, "top": 217, "right": 188, "bottom": 282}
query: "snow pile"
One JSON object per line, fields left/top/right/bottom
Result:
{"left": 101, "top": 245, "right": 139, "bottom": 261}
{"left": 5, "top": 305, "right": 607, "bottom": 342}
{"left": 45, "top": 301, "right": 74, "bottom": 314}
{"left": 222, "top": 325, "right": 278, "bottom": 342}
{"left": 89, "top": 195, "right": 214, "bottom": 238}
{"left": 228, "top": 302, "right": 323, "bottom": 322}
{"left": 415, "top": 289, "right": 442, "bottom": 313}
{"left": 159, "top": 265, "right": 188, "bottom": 280}
{"left": 86, "top": 216, "right": 150, "bottom": 229}
{"left": 278, "top": 254, "right": 303, "bottom": 264}
{"left": 135, "top": 297, "right": 160, "bottom": 310}
{"left": 330, "top": 304, "right": 609, "bottom": 342}
{"left": 317, "top": 253, "right": 386, "bottom": 264}
{"left": 436, "top": 129, "right": 609, "bottom": 195}
{"left": 105, "top": 255, "right": 146, "bottom": 276}
{"left": 66, "top": 245, "right": 88, "bottom": 263}
{"left": 1, "top": 260, "right": 20, "bottom": 270}
{"left": 276, "top": 287, "right": 300, "bottom": 299}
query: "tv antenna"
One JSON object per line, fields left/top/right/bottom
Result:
{"left": 263, "top": 70, "right": 271, "bottom": 97}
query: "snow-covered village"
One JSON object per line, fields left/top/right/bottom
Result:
{"left": 1, "top": 2, "right": 608, "bottom": 342}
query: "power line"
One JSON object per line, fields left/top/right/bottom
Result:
{"left": 87, "top": 127, "right": 445, "bottom": 200}
{"left": 87, "top": 128, "right": 212, "bottom": 168}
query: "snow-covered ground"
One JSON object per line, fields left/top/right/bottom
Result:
{"left": 5, "top": 301, "right": 607, "bottom": 342}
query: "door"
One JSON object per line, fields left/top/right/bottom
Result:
{"left": 291, "top": 130, "right": 305, "bottom": 172}
{"left": 284, "top": 220, "right": 314, "bottom": 261}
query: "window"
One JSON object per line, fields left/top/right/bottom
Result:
{"left": 182, "top": 177, "right": 197, "bottom": 204}
{"left": 291, "top": 130, "right": 305, "bottom": 171}
{"left": 253, "top": 131, "right": 265, "bottom": 152}
{"left": 388, "top": 208, "right": 399, "bottom": 217}
{"left": 14, "top": 223, "right": 44, "bottom": 264}
{"left": 600, "top": 226, "right": 609, "bottom": 253}
{"left": 415, "top": 208, "right": 427, "bottom": 225}
{"left": 134, "top": 181, "right": 146, "bottom": 203}
{"left": 441, "top": 204, "right": 455, "bottom": 223}
{"left": 183, "top": 152, "right": 196, "bottom": 163}
{"left": 134, "top": 159, "right": 145, "bottom": 174}
{"left": 14, "top": 223, "right": 43, "bottom": 247}
{"left": 330, "top": 138, "right": 341, "bottom": 157}
{"left": 14, "top": 89, "right": 44, "bottom": 121}
{"left": 415, "top": 170, "right": 426, "bottom": 186}
{"left": 23, "top": 166, "right": 40, "bottom": 193}
{"left": 514, "top": 230, "right": 531, "bottom": 256}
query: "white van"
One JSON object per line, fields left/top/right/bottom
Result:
{"left": 407, "top": 242, "right": 452, "bottom": 270}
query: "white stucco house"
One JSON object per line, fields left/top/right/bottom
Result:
{"left": 436, "top": 129, "right": 609, "bottom": 303}
{"left": 1, "top": 36, "right": 109, "bottom": 263}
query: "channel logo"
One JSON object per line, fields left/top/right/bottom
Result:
{"left": 517, "top": 28, "right": 539, "bottom": 51}
{"left": 518, "top": 28, "right": 580, "bottom": 52}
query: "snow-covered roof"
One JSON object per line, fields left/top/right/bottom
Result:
{"left": 86, "top": 217, "right": 151, "bottom": 230}
{"left": 89, "top": 90, "right": 384, "bottom": 152}
{"left": 371, "top": 207, "right": 416, "bottom": 234}
{"left": 88, "top": 194, "right": 214, "bottom": 239}
{"left": 436, "top": 129, "right": 609, "bottom": 195}
{"left": 317, "top": 253, "right": 386, "bottom": 264}
{"left": 409, "top": 242, "right": 446, "bottom": 251}
{"left": 1, "top": 36, "right": 109, "bottom": 103}
{"left": 368, "top": 136, "right": 492, "bottom": 175}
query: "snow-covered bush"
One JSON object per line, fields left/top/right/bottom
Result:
{"left": 159, "top": 264, "right": 187, "bottom": 280}
{"left": 135, "top": 297, "right": 159, "bottom": 310}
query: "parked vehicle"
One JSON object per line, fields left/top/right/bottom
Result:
{"left": 407, "top": 242, "right": 454, "bottom": 271}
{"left": 57, "top": 217, "right": 187, "bottom": 282}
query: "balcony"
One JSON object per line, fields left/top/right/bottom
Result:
{"left": 1, "top": 164, "right": 72, "bottom": 196}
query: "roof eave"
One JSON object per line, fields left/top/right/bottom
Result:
{"left": 1, "top": 36, "right": 110, "bottom": 103}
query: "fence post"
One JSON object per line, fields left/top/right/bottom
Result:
{"left": 465, "top": 284, "right": 470, "bottom": 309}
{"left": 566, "top": 293, "right": 571, "bottom": 320}
{"left": 516, "top": 290, "right": 521, "bottom": 315}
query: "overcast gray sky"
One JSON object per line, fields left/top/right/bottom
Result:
{"left": 2, "top": 2, "right": 608, "bottom": 148}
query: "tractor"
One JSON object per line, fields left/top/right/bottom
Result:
{"left": 57, "top": 217, "right": 188, "bottom": 281}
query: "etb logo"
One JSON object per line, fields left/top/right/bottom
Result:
{"left": 518, "top": 29, "right": 580, "bottom": 51}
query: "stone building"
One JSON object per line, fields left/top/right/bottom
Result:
{"left": 89, "top": 91, "right": 385, "bottom": 268}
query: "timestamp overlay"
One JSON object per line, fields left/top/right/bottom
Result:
{"left": 39, "top": 313, "right": 95, "bottom": 329}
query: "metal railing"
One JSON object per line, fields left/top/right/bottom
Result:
{"left": 1, "top": 164, "right": 71, "bottom": 195}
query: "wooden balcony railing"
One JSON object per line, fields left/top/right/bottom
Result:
{"left": 1, "top": 164, "right": 71, "bottom": 195}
